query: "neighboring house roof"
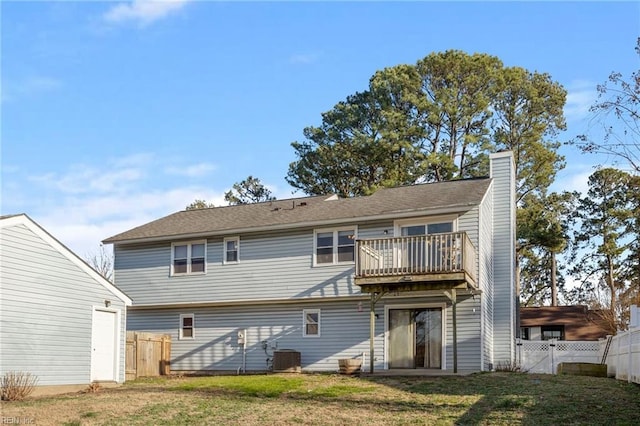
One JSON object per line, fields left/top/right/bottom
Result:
{"left": 103, "top": 177, "right": 492, "bottom": 244}
{"left": 520, "top": 305, "right": 612, "bottom": 340}
{"left": 0, "top": 213, "right": 132, "bottom": 305}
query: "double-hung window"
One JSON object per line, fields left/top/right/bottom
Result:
{"left": 303, "top": 309, "right": 320, "bottom": 337}
{"left": 224, "top": 236, "right": 239, "bottom": 264}
{"left": 314, "top": 228, "right": 356, "bottom": 266}
{"left": 180, "top": 314, "right": 195, "bottom": 339}
{"left": 172, "top": 241, "right": 206, "bottom": 275}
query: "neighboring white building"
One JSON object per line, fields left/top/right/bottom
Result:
{"left": 0, "top": 214, "right": 132, "bottom": 389}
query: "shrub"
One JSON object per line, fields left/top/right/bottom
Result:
{"left": 494, "top": 360, "right": 526, "bottom": 373}
{"left": 1, "top": 371, "right": 39, "bottom": 401}
{"left": 86, "top": 382, "right": 101, "bottom": 393}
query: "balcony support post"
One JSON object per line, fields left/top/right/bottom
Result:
{"left": 369, "top": 291, "right": 386, "bottom": 373}
{"left": 445, "top": 289, "right": 458, "bottom": 373}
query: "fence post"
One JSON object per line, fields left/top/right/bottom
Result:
{"left": 627, "top": 330, "right": 632, "bottom": 383}
{"left": 616, "top": 332, "right": 622, "bottom": 381}
{"left": 549, "top": 339, "right": 556, "bottom": 374}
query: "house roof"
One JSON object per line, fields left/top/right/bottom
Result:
{"left": 520, "top": 305, "right": 612, "bottom": 340}
{"left": 103, "top": 177, "right": 492, "bottom": 244}
{"left": 1, "top": 213, "right": 132, "bottom": 306}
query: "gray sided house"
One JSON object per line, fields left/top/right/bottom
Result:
{"left": 0, "top": 214, "right": 131, "bottom": 388}
{"left": 104, "top": 151, "right": 516, "bottom": 374}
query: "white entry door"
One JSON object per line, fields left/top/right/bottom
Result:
{"left": 91, "top": 309, "right": 118, "bottom": 381}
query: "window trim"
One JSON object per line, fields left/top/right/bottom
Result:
{"left": 223, "top": 236, "right": 240, "bottom": 264}
{"left": 179, "top": 313, "right": 195, "bottom": 340}
{"left": 313, "top": 226, "right": 357, "bottom": 266}
{"left": 303, "top": 309, "right": 321, "bottom": 337}
{"left": 171, "top": 240, "right": 207, "bottom": 276}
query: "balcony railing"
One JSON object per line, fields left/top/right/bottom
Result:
{"left": 355, "top": 232, "right": 477, "bottom": 287}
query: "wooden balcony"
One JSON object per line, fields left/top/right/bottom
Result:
{"left": 355, "top": 232, "right": 477, "bottom": 293}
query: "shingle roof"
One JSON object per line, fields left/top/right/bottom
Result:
{"left": 520, "top": 306, "right": 613, "bottom": 340}
{"left": 103, "top": 178, "right": 492, "bottom": 244}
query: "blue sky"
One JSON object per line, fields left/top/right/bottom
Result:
{"left": 1, "top": 1, "right": 638, "bottom": 257}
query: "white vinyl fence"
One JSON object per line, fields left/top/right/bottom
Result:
{"left": 604, "top": 327, "right": 640, "bottom": 383}
{"left": 516, "top": 340, "right": 601, "bottom": 374}
{"left": 516, "top": 306, "right": 640, "bottom": 384}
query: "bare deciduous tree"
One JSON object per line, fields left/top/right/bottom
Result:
{"left": 86, "top": 244, "right": 114, "bottom": 281}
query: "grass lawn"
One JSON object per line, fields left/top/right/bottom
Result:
{"left": 2, "top": 372, "right": 639, "bottom": 425}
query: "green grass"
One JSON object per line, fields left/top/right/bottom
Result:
{"left": 3, "top": 373, "right": 639, "bottom": 425}
{"left": 172, "top": 374, "right": 307, "bottom": 396}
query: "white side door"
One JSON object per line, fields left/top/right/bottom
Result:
{"left": 91, "top": 309, "right": 118, "bottom": 381}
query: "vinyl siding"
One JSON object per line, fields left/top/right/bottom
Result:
{"left": 490, "top": 153, "right": 516, "bottom": 364}
{"left": 458, "top": 205, "right": 488, "bottom": 371}
{"left": 128, "top": 300, "right": 386, "bottom": 372}
{"left": 128, "top": 295, "right": 481, "bottom": 372}
{"left": 457, "top": 206, "right": 479, "bottom": 250}
{"left": 444, "top": 296, "right": 482, "bottom": 371}
{"left": 479, "top": 183, "right": 494, "bottom": 370}
{"left": 114, "top": 228, "right": 357, "bottom": 305}
{"left": 0, "top": 223, "right": 127, "bottom": 385}
{"left": 116, "top": 218, "right": 484, "bottom": 306}
{"left": 114, "top": 214, "right": 481, "bottom": 307}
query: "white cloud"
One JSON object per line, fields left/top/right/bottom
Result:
{"left": 103, "top": 0, "right": 190, "bottom": 27}
{"left": 555, "top": 171, "right": 591, "bottom": 195}
{"left": 2, "top": 76, "right": 63, "bottom": 103}
{"left": 552, "top": 163, "right": 595, "bottom": 195}
{"left": 11, "top": 153, "right": 230, "bottom": 257}
{"left": 165, "top": 162, "right": 216, "bottom": 177}
{"left": 22, "top": 76, "right": 62, "bottom": 92}
{"left": 564, "top": 80, "right": 598, "bottom": 123}
{"left": 29, "top": 157, "right": 147, "bottom": 195}
{"left": 33, "top": 186, "right": 227, "bottom": 257}
{"left": 289, "top": 52, "right": 321, "bottom": 65}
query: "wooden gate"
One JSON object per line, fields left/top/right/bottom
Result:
{"left": 126, "top": 331, "right": 171, "bottom": 380}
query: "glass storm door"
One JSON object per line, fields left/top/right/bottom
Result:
{"left": 400, "top": 225, "right": 426, "bottom": 271}
{"left": 400, "top": 223, "right": 453, "bottom": 272}
{"left": 388, "top": 308, "right": 442, "bottom": 369}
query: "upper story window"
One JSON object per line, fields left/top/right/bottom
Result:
{"left": 399, "top": 222, "right": 454, "bottom": 236}
{"left": 314, "top": 227, "right": 356, "bottom": 266}
{"left": 224, "top": 236, "right": 239, "bottom": 264}
{"left": 395, "top": 215, "right": 457, "bottom": 237}
{"left": 171, "top": 241, "right": 206, "bottom": 275}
